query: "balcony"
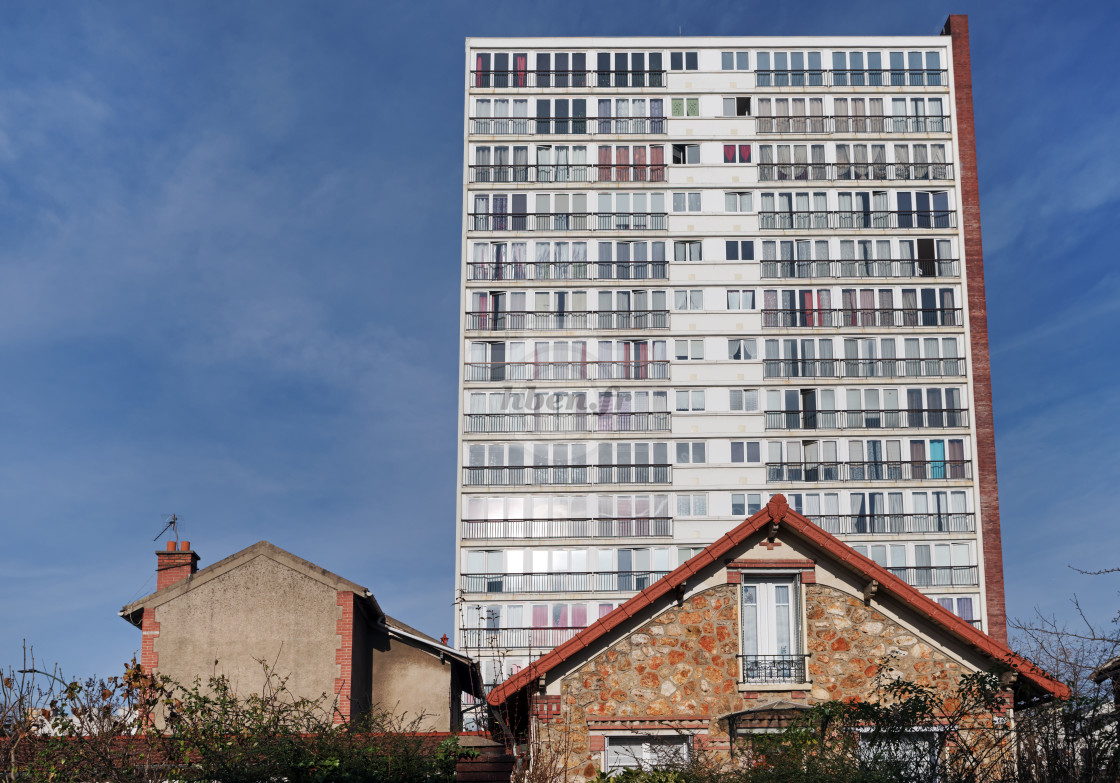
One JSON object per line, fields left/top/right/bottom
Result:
{"left": 765, "top": 460, "right": 972, "bottom": 483}
{"left": 466, "top": 360, "right": 669, "bottom": 383}
{"left": 470, "top": 69, "right": 666, "bottom": 89}
{"left": 757, "top": 162, "right": 954, "bottom": 183}
{"left": 460, "top": 570, "right": 671, "bottom": 594}
{"left": 762, "top": 308, "right": 962, "bottom": 329}
{"left": 740, "top": 654, "right": 808, "bottom": 684}
{"left": 462, "top": 516, "right": 673, "bottom": 540}
{"left": 468, "top": 261, "right": 668, "bottom": 282}
{"left": 889, "top": 565, "right": 979, "bottom": 587}
{"left": 763, "top": 358, "right": 964, "bottom": 380}
{"left": 470, "top": 117, "right": 666, "bottom": 136}
{"left": 463, "top": 464, "right": 671, "bottom": 487}
{"left": 761, "top": 259, "right": 959, "bottom": 280}
{"left": 466, "top": 310, "right": 669, "bottom": 332}
{"left": 469, "top": 212, "right": 667, "bottom": 232}
{"left": 756, "top": 115, "right": 951, "bottom": 135}
{"left": 758, "top": 210, "right": 956, "bottom": 230}
{"left": 765, "top": 409, "right": 969, "bottom": 431}
{"left": 465, "top": 411, "right": 671, "bottom": 434}
{"left": 460, "top": 627, "right": 583, "bottom": 650}
{"left": 754, "top": 68, "right": 948, "bottom": 88}
{"left": 812, "top": 513, "right": 975, "bottom": 536}
{"left": 470, "top": 164, "right": 666, "bottom": 184}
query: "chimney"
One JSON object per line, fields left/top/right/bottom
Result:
{"left": 156, "top": 540, "right": 199, "bottom": 590}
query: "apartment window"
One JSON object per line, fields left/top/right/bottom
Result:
{"left": 607, "top": 735, "right": 690, "bottom": 773}
{"left": 672, "top": 144, "right": 700, "bottom": 164}
{"left": 731, "top": 441, "right": 762, "bottom": 464}
{"left": 670, "top": 97, "right": 700, "bottom": 117}
{"left": 721, "top": 51, "right": 749, "bottom": 70}
{"left": 677, "top": 494, "right": 708, "bottom": 516}
{"left": 741, "top": 578, "right": 802, "bottom": 682}
{"left": 732, "top": 493, "right": 763, "bottom": 516}
{"left": 728, "top": 339, "right": 758, "bottom": 360}
{"left": 725, "top": 192, "right": 753, "bottom": 212}
{"left": 672, "top": 192, "right": 702, "bottom": 212}
{"left": 674, "top": 240, "right": 703, "bottom": 261}
{"left": 674, "top": 339, "right": 705, "bottom": 360}
{"left": 729, "top": 389, "right": 759, "bottom": 412}
{"left": 936, "top": 596, "right": 976, "bottom": 625}
{"left": 674, "top": 289, "right": 703, "bottom": 310}
{"left": 722, "top": 96, "right": 751, "bottom": 116}
{"left": 723, "top": 144, "right": 751, "bottom": 163}
{"left": 670, "top": 51, "right": 699, "bottom": 71}
{"left": 675, "top": 390, "right": 706, "bottom": 412}
{"left": 727, "top": 289, "right": 756, "bottom": 310}
{"left": 725, "top": 240, "right": 754, "bottom": 261}
{"left": 676, "top": 442, "right": 707, "bottom": 464}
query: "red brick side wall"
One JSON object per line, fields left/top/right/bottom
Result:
{"left": 335, "top": 591, "right": 354, "bottom": 724}
{"left": 943, "top": 14, "right": 1007, "bottom": 643}
{"left": 140, "top": 608, "right": 160, "bottom": 674}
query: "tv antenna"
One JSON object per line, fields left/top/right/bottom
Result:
{"left": 153, "top": 513, "right": 181, "bottom": 543}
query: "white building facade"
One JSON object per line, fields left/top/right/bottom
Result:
{"left": 455, "top": 19, "right": 1005, "bottom": 691}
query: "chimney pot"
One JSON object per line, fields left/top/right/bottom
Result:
{"left": 180, "top": 540, "right": 190, "bottom": 551}
{"left": 166, "top": 541, "right": 175, "bottom": 551}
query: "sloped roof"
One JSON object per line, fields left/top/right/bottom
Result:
{"left": 119, "top": 540, "right": 383, "bottom": 625}
{"left": 487, "top": 495, "right": 1069, "bottom": 706}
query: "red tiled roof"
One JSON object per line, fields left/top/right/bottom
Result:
{"left": 487, "top": 495, "right": 1068, "bottom": 706}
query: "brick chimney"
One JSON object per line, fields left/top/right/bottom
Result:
{"left": 156, "top": 541, "right": 199, "bottom": 590}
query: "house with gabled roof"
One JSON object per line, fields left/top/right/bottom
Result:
{"left": 486, "top": 495, "right": 1066, "bottom": 778}
{"left": 120, "top": 540, "right": 482, "bottom": 731}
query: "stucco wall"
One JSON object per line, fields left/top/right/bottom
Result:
{"left": 152, "top": 555, "right": 340, "bottom": 708}
{"left": 368, "top": 629, "right": 455, "bottom": 731}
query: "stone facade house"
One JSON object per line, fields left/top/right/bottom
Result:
{"left": 120, "top": 540, "right": 481, "bottom": 730}
{"left": 486, "top": 496, "right": 1067, "bottom": 777}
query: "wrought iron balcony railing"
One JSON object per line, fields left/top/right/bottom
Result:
{"left": 763, "top": 358, "right": 964, "bottom": 379}
{"left": 754, "top": 68, "right": 948, "bottom": 88}
{"left": 460, "top": 627, "right": 583, "bottom": 650}
{"left": 469, "top": 212, "right": 667, "bottom": 232}
{"left": 466, "top": 360, "right": 670, "bottom": 383}
{"left": 812, "top": 512, "right": 975, "bottom": 536}
{"left": 762, "top": 308, "right": 963, "bottom": 329}
{"left": 464, "top": 411, "right": 671, "bottom": 434}
{"left": 756, "top": 115, "right": 951, "bottom": 135}
{"left": 464, "top": 464, "right": 671, "bottom": 487}
{"left": 757, "top": 162, "right": 954, "bottom": 183}
{"left": 470, "top": 117, "right": 666, "bottom": 136}
{"left": 461, "top": 571, "right": 671, "bottom": 594}
{"left": 889, "top": 565, "right": 979, "bottom": 587}
{"left": 462, "top": 517, "right": 673, "bottom": 540}
{"left": 468, "top": 261, "right": 668, "bottom": 282}
{"left": 466, "top": 310, "right": 669, "bottom": 331}
{"left": 469, "top": 164, "right": 666, "bottom": 184}
{"left": 765, "top": 460, "right": 971, "bottom": 483}
{"left": 761, "top": 259, "right": 959, "bottom": 280}
{"left": 758, "top": 210, "right": 956, "bottom": 230}
{"left": 740, "top": 654, "right": 808, "bottom": 684}
{"left": 470, "top": 69, "right": 666, "bottom": 89}
{"left": 764, "top": 409, "right": 969, "bottom": 431}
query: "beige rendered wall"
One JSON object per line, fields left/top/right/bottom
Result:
{"left": 152, "top": 555, "right": 340, "bottom": 709}
{"left": 368, "top": 629, "right": 454, "bottom": 731}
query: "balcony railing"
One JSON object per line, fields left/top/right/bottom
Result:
{"left": 761, "top": 259, "right": 959, "bottom": 280}
{"left": 466, "top": 360, "right": 670, "bottom": 382}
{"left": 465, "top": 411, "right": 671, "bottom": 434}
{"left": 471, "top": 69, "right": 666, "bottom": 89}
{"left": 740, "top": 654, "right": 808, "bottom": 684}
{"left": 461, "top": 570, "right": 671, "bottom": 593}
{"left": 764, "top": 358, "right": 964, "bottom": 379}
{"left": 762, "top": 308, "right": 962, "bottom": 329}
{"left": 468, "top": 261, "right": 668, "bottom": 282}
{"left": 466, "top": 310, "right": 669, "bottom": 331}
{"left": 889, "top": 565, "right": 979, "bottom": 587}
{"left": 812, "top": 512, "right": 975, "bottom": 536}
{"left": 765, "top": 460, "right": 972, "bottom": 482}
{"left": 754, "top": 69, "right": 947, "bottom": 88}
{"left": 469, "top": 212, "right": 668, "bottom": 232}
{"left": 758, "top": 163, "right": 954, "bottom": 183}
{"left": 462, "top": 517, "right": 673, "bottom": 540}
{"left": 470, "top": 117, "right": 666, "bottom": 136}
{"left": 469, "top": 164, "right": 666, "bottom": 184}
{"left": 756, "top": 115, "right": 951, "bottom": 135}
{"left": 464, "top": 464, "right": 671, "bottom": 487}
{"left": 758, "top": 211, "right": 956, "bottom": 230}
{"left": 460, "top": 627, "right": 583, "bottom": 650}
{"left": 765, "top": 409, "right": 969, "bottom": 430}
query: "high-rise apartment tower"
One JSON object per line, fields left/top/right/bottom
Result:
{"left": 456, "top": 16, "right": 1003, "bottom": 694}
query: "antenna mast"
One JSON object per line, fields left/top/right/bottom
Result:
{"left": 153, "top": 513, "right": 180, "bottom": 542}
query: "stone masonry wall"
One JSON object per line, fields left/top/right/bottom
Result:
{"left": 548, "top": 581, "right": 985, "bottom": 779}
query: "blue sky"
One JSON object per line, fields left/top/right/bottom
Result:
{"left": 1, "top": 0, "right": 1117, "bottom": 678}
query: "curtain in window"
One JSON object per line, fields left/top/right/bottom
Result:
{"left": 834, "top": 98, "right": 848, "bottom": 133}
{"left": 808, "top": 98, "right": 824, "bottom": 133}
